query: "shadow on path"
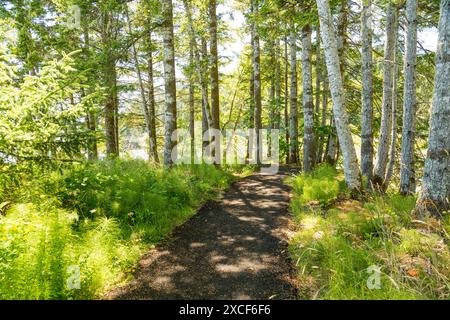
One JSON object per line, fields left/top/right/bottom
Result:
{"left": 107, "top": 167, "right": 299, "bottom": 300}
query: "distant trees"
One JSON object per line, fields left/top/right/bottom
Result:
{"left": 1, "top": 0, "right": 448, "bottom": 216}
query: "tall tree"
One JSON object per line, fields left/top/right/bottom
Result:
{"left": 361, "top": 0, "right": 373, "bottom": 184}
{"left": 146, "top": 31, "right": 159, "bottom": 163}
{"left": 414, "top": 0, "right": 450, "bottom": 218}
{"left": 81, "top": 7, "right": 98, "bottom": 161}
{"left": 189, "top": 47, "right": 195, "bottom": 164}
{"left": 385, "top": 39, "right": 400, "bottom": 187}
{"left": 289, "top": 28, "right": 299, "bottom": 164}
{"left": 101, "top": 5, "right": 119, "bottom": 157}
{"left": 301, "top": 24, "right": 316, "bottom": 172}
{"left": 251, "top": 0, "right": 262, "bottom": 164}
{"left": 284, "top": 34, "right": 290, "bottom": 164}
{"left": 209, "top": 0, "right": 221, "bottom": 163}
{"left": 161, "top": 0, "right": 177, "bottom": 165}
{"left": 325, "top": 0, "right": 348, "bottom": 165}
{"left": 399, "top": 0, "right": 418, "bottom": 195}
{"left": 373, "top": 2, "right": 399, "bottom": 187}
{"left": 275, "top": 38, "right": 282, "bottom": 131}
{"left": 316, "top": 0, "right": 362, "bottom": 193}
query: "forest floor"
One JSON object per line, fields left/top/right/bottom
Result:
{"left": 106, "top": 167, "right": 299, "bottom": 300}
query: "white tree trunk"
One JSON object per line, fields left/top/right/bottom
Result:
{"left": 415, "top": 0, "right": 450, "bottom": 218}
{"left": 385, "top": 41, "right": 400, "bottom": 188}
{"left": 361, "top": 0, "right": 374, "bottom": 183}
{"left": 182, "top": 0, "right": 212, "bottom": 130}
{"left": 302, "top": 25, "right": 316, "bottom": 171}
{"left": 162, "top": 0, "right": 177, "bottom": 165}
{"left": 316, "top": 0, "right": 361, "bottom": 192}
{"left": 373, "top": 3, "right": 398, "bottom": 186}
{"left": 399, "top": 0, "right": 418, "bottom": 195}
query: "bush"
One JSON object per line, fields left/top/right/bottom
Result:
{"left": 0, "top": 160, "right": 236, "bottom": 299}
{"left": 290, "top": 164, "right": 345, "bottom": 207}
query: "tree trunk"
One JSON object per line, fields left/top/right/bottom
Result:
{"left": 209, "top": 0, "right": 220, "bottom": 164}
{"left": 147, "top": 31, "right": 159, "bottom": 163}
{"left": 201, "top": 38, "right": 210, "bottom": 157}
{"left": 325, "top": 115, "right": 337, "bottom": 164}
{"left": 102, "top": 10, "right": 119, "bottom": 157}
{"left": 316, "top": 0, "right": 361, "bottom": 193}
{"left": 361, "top": 0, "right": 374, "bottom": 183}
{"left": 315, "top": 26, "right": 321, "bottom": 118}
{"left": 189, "top": 47, "right": 195, "bottom": 164}
{"left": 415, "top": 0, "right": 450, "bottom": 218}
{"left": 385, "top": 38, "right": 400, "bottom": 189}
{"left": 268, "top": 41, "right": 276, "bottom": 157}
{"left": 82, "top": 18, "right": 98, "bottom": 161}
{"left": 251, "top": 0, "right": 262, "bottom": 165}
{"left": 284, "top": 34, "right": 290, "bottom": 164}
{"left": 317, "top": 63, "right": 328, "bottom": 162}
{"left": 289, "top": 29, "right": 299, "bottom": 164}
{"left": 314, "top": 27, "right": 322, "bottom": 164}
{"left": 275, "top": 38, "right": 282, "bottom": 131}
{"left": 301, "top": 24, "right": 316, "bottom": 172}
{"left": 399, "top": 0, "right": 418, "bottom": 195}
{"left": 247, "top": 65, "right": 255, "bottom": 162}
{"left": 162, "top": 0, "right": 177, "bottom": 165}
{"left": 373, "top": 3, "right": 399, "bottom": 187}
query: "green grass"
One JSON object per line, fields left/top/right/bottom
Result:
{"left": 0, "top": 160, "right": 240, "bottom": 299}
{"left": 288, "top": 165, "right": 450, "bottom": 300}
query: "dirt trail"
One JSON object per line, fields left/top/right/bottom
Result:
{"left": 107, "top": 167, "right": 299, "bottom": 300}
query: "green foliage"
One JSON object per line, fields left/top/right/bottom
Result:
{"left": 289, "top": 167, "right": 450, "bottom": 300}
{"left": 0, "top": 51, "right": 101, "bottom": 165}
{"left": 0, "top": 202, "right": 141, "bottom": 299}
{"left": 0, "top": 161, "right": 235, "bottom": 299}
{"left": 289, "top": 164, "right": 346, "bottom": 207}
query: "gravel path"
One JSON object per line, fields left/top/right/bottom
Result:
{"left": 107, "top": 168, "right": 298, "bottom": 300}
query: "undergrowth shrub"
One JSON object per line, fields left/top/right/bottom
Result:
{"left": 0, "top": 160, "right": 236, "bottom": 299}
{"left": 289, "top": 166, "right": 449, "bottom": 300}
{"left": 289, "top": 164, "right": 346, "bottom": 212}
